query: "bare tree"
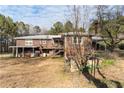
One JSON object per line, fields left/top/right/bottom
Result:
{"left": 65, "top": 5, "right": 92, "bottom": 72}
{"left": 82, "top": 6, "right": 91, "bottom": 32}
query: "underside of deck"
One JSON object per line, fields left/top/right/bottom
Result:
{"left": 9, "top": 46, "right": 64, "bottom": 57}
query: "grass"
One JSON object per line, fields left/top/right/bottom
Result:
{"left": 80, "top": 57, "right": 115, "bottom": 73}
{"left": 101, "top": 59, "right": 115, "bottom": 67}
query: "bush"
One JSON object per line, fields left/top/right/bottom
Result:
{"left": 118, "top": 43, "right": 124, "bottom": 50}
{"left": 79, "top": 65, "right": 89, "bottom": 72}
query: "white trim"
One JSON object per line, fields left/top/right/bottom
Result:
{"left": 76, "top": 37, "right": 79, "bottom": 44}
{"left": 81, "top": 37, "right": 84, "bottom": 45}
{"left": 14, "top": 35, "right": 61, "bottom": 40}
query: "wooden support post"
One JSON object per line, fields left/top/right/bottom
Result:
{"left": 16, "top": 47, "right": 18, "bottom": 57}
{"left": 105, "top": 44, "right": 107, "bottom": 52}
{"left": 64, "top": 37, "right": 67, "bottom": 60}
{"left": 95, "top": 42, "right": 97, "bottom": 50}
{"left": 93, "top": 59, "right": 96, "bottom": 77}
{"left": 12, "top": 47, "right": 14, "bottom": 57}
{"left": 32, "top": 47, "right": 34, "bottom": 57}
{"left": 91, "top": 59, "right": 93, "bottom": 75}
{"left": 22, "top": 47, "right": 24, "bottom": 57}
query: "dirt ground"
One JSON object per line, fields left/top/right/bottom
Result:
{"left": 0, "top": 57, "right": 124, "bottom": 88}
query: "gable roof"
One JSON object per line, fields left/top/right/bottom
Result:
{"left": 14, "top": 35, "right": 62, "bottom": 40}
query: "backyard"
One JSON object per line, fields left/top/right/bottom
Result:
{"left": 0, "top": 56, "right": 124, "bottom": 88}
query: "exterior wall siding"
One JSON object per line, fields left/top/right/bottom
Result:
{"left": 33, "top": 39, "right": 54, "bottom": 48}
{"left": 16, "top": 39, "right": 25, "bottom": 46}
{"left": 16, "top": 39, "right": 62, "bottom": 49}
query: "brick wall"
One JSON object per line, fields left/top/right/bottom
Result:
{"left": 64, "top": 36, "right": 92, "bottom": 57}
{"left": 16, "top": 39, "right": 58, "bottom": 49}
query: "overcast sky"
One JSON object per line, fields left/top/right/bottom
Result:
{"left": 0, "top": 5, "right": 69, "bottom": 29}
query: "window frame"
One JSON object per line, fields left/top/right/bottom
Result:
{"left": 72, "top": 36, "right": 83, "bottom": 44}
{"left": 25, "top": 39, "right": 33, "bottom": 46}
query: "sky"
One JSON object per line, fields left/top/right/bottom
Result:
{"left": 0, "top": 5, "right": 68, "bottom": 29}
{"left": 0, "top": 5, "right": 124, "bottom": 30}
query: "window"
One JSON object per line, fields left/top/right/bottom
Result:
{"left": 25, "top": 40, "right": 33, "bottom": 46}
{"left": 73, "top": 36, "right": 77, "bottom": 44}
{"left": 78, "top": 37, "right": 82, "bottom": 44}
{"left": 72, "top": 36, "right": 83, "bottom": 44}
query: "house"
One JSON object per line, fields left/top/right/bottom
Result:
{"left": 9, "top": 35, "right": 64, "bottom": 57}
{"left": 10, "top": 32, "right": 113, "bottom": 58}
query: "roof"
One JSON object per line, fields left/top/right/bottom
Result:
{"left": 61, "top": 32, "right": 95, "bottom": 36}
{"left": 14, "top": 35, "right": 62, "bottom": 40}
{"left": 9, "top": 46, "right": 38, "bottom": 48}
{"left": 92, "top": 36, "right": 103, "bottom": 41}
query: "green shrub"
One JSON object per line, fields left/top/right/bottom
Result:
{"left": 80, "top": 65, "right": 90, "bottom": 72}
{"left": 118, "top": 43, "right": 124, "bottom": 50}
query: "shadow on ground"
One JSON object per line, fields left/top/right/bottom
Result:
{"left": 82, "top": 66, "right": 123, "bottom": 88}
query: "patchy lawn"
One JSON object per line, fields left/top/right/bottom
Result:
{"left": 0, "top": 57, "right": 124, "bottom": 88}
{"left": 0, "top": 57, "right": 93, "bottom": 88}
